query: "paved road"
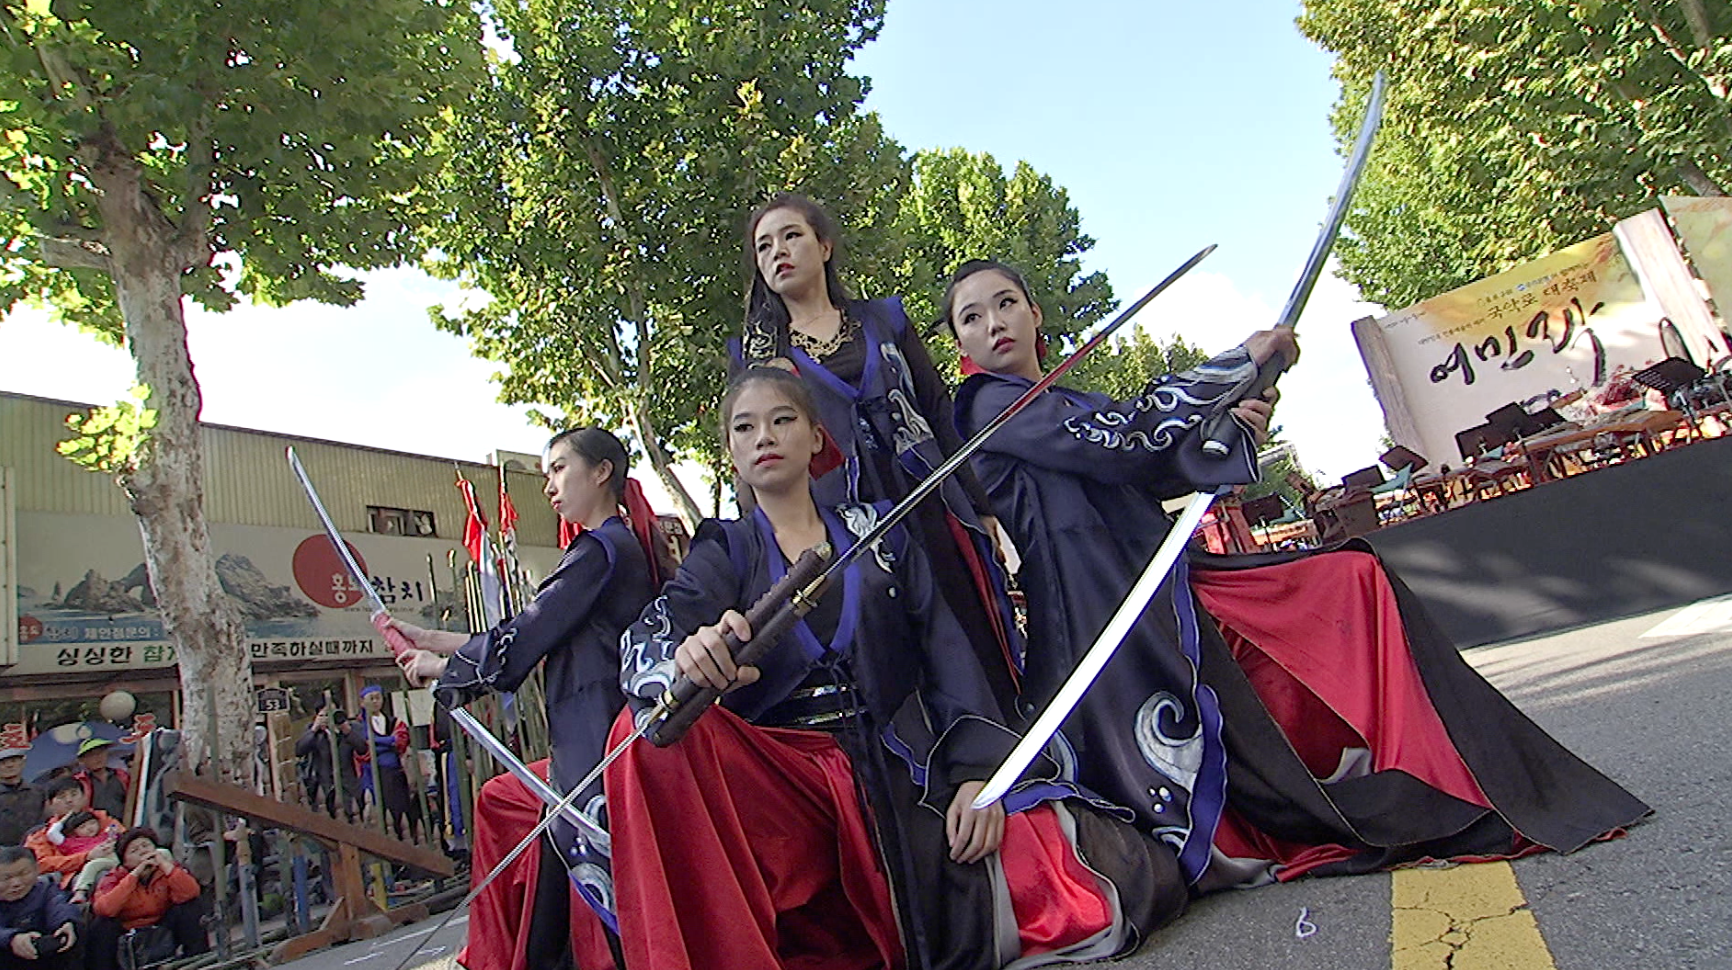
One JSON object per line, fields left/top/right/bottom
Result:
{"left": 287, "top": 603, "right": 1724, "bottom": 970}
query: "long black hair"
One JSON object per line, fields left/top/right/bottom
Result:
{"left": 545, "top": 427, "right": 629, "bottom": 504}
{"left": 740, "top": 192, "right": 852, "bottom": 365}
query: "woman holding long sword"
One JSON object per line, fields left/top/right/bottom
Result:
{"left": 944, "top": 258, "right": 1648, "bottom": 890}
{"left": 605, "top": 366, "right": 1189, "bottom": 970}
{"left": 389, "top": 427, "right": 674, "bottom": 970}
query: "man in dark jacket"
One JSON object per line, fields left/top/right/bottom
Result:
{"left": 0, "top": 846, "right": 79, "bottom": 970}
{"left": 0, "top": 751, "right": 43, "bottom": 848}
{"left": 295, "top": 707, "right": 361, "bottom": 822}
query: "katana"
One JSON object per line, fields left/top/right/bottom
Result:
{"left": 973, "top": 70, "right": 1389, "bottom": 811}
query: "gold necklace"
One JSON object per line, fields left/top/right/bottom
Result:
{"left": 789, "top": 309, "right": 855, "bottom": 359}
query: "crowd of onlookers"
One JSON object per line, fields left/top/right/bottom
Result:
{"left": 0, "top": 742, "right": 207, "bottom": 970}
{"left": 0, "top": 689, "right": 437, "bottom": 970}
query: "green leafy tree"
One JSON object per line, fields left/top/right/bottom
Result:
{"left": 893, "top": 147, "right": 1213, "bottom": 397}
{"left": 425, "top": 0, "right": 908, "bottom": 524}
{"left": 895, "top": 148, "right": 1115, "bottom": 344}
{"left": 0, "top": 0, "right": 483, "bottom": 782}
{"left": 1243, "top": 439, "right": 1315, "bottom": 512}
{"left": 1064, "top": 327, "right": 1210, "bottom": 400}
{"left": 1299, "top": 0, "right": 1731, "bottom": 308}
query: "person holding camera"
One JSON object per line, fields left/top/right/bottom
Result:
{"left": 0, "top": 846, "right": 78, "bottom": 970}
{"left": 85, "top": 828, "right": 206, "bottom": 970}
{"left": 295, "top": 706, "right": 361, "bottom": 823}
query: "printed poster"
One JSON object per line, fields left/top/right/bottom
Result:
{"left": 1366, "top": 232, "right": 1666, "bottom": 466}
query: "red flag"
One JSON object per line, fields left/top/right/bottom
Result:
{"left": 456, "top": 471, "right": 505, "bottom": 627}
{"left": 498, "top": 477, "right": 520, "bottom": 557}
{"left": 558, "top": 518, "right": 582, "bottom": 548}
{"left": 457, "top": 474, "right": 488, "bottom": 566}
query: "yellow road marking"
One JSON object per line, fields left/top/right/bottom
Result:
{"left": 1391, "top": 862, "right": 1557, "bottom": 970}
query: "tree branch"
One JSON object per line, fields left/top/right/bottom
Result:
{"left": 1676, "top": 158, "right": 1728, "bottom": 197}
{"left": 174, "top": 115, "right": 215, "bottom": 269}
{"left": 1630, "top": 0, "right": 1732, "bottom": 136}
{"left": 37, "top": 234, "right": 113, "bottom": 272}
{"left": 1675, "top": 0, "right": 1715, "bottom": 52}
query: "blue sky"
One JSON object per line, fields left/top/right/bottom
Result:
{"left": 855, "top": 0, "right": 1345, "bottom": 306}
{"left": 0, "top": 1, "right": 1390, "bottom": 515}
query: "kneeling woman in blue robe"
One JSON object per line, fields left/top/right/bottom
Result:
{"left": 605, "top": 367, "right": 1187, "bottom": 970}
{"left": 941, "top": 259, "right": 1648, "bottom": 890}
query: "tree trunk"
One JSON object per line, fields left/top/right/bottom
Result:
{"left": 626, "top": 399, "right": 703, "bottom": 529}
{"left": 87, "top": 143, "right": 255, "bottom": 786}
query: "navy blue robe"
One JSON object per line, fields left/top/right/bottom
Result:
{"left": 619, "top": 503, "right": 1186, "bottom": 969}
{"left": 957, "top": 348, "right": 1649, "bottom": 886}
{"left": 437, "top": 515, "right": 655, "bottom": 925}
{"left": 956, "top": 349, "right": 1262, "bottom": 882}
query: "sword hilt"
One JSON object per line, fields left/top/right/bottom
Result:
{"left": 371, "top": 610, "right": 420, "bottom": 662}
{"left": 1199, "top": 349, "right": 1290, "bottom": 459}
{"left": 646, "top": 543, "right": 832, "bottom": 747}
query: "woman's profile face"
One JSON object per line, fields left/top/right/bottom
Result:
{"left": 543, "top": 439, "right": 607, "bottom": 525}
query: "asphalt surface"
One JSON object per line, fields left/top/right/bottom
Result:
{"left": 283, "top": 603, "right": 1722, "bottom": 970}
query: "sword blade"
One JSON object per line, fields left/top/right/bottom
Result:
{"left": 448, "top": 709, "right": 606, "bottom": 843}
{"left": 389, "top": 712, "right": 648, "bottom": 970}
{"left": 1273, "top": 70, "right": 1386, "bottom": 333}
{"left": 286, "top": 446, "right": 387, "bottom": 615}
{"left": 972, "top": 489, "right": 1217, "bottom": 808}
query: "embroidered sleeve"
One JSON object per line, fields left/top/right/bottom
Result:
{"left": 619, "top": 529, "right": 742, "bottom": 716}
{"left": 966, "top": 345, "right": 1262, "bottom": 495}
{"left": 435, "top": 537, "right": 612, "bottom": 708}
{"left": 892, "top": 307, "right": 996, "bottom": 516}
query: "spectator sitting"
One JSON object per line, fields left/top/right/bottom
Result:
{"left": 86, "top": 828, "right": 206, "bottom": 970}
{"left": 48, "top": 812, "right": 119, "bottom": 907}
{"left": 0, "top": 845, "right": 79, "bottom": 970}
{"left": 24, "top": 779, "right": 119, "bottom": 891}
{"left": 71, "top": 740, "right": 128, "bottom": 821}
{"left": 0, "top": 750, "right": 44, "bottom": 848}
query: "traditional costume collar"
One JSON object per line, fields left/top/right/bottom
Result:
{"left": 751, "top": 505, "right": 863, "bottom": 665}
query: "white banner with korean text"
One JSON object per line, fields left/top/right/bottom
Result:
{"left": 1361, "top": 231, "right": 1671, "bottom": 468}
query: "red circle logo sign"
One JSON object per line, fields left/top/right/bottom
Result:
{"left": 17, "top": 616, "right": 43, "bottom": 644}
{"left": 292, "top": 536, "right": 372, "bottom": 610}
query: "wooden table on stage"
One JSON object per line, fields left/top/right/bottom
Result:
{"left": 1513, "top": 409, "right": 1689, "bottom": 482}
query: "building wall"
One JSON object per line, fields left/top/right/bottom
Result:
{"left": 1, "top": 391, "right": 563, "bottom": 742}
{"left": 0, "top": 391, "right": 561, "bottom": 546}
